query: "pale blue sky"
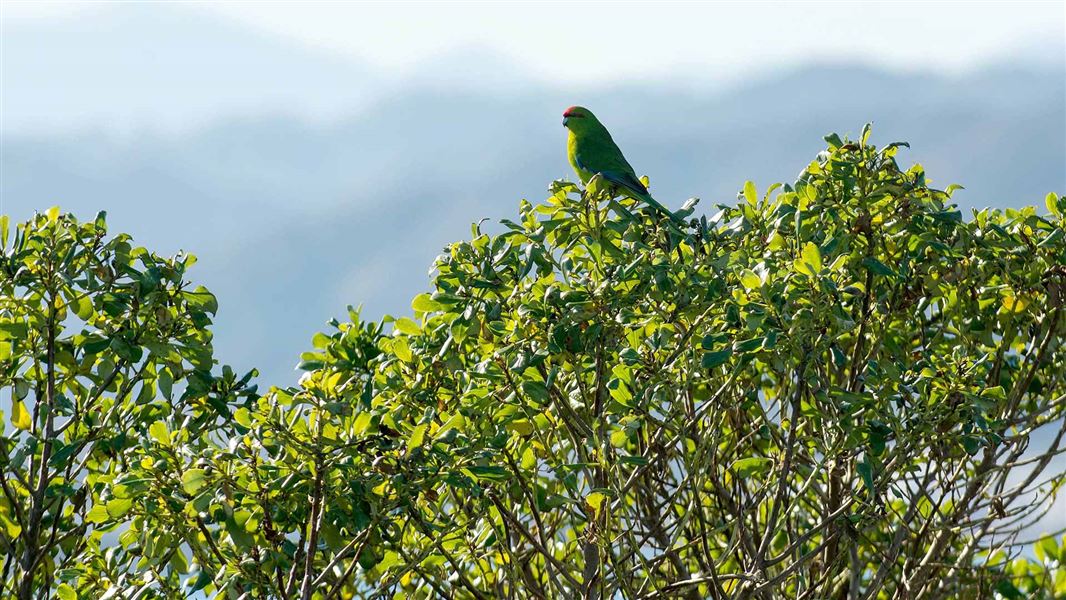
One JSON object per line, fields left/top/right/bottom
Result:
{"left": 201, "top": 1, "right": 1066, "bottom": 78}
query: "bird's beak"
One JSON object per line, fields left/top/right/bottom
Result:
{"left": 562, "top": 117, "right": 569, "bottom": 128}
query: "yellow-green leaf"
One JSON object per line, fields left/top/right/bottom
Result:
{"left": 352, "top": 412, "right": 372, "bottom": 435}
{"left": 794, "top": 242, "right": 822, "bottom": 276}
{"left": 11, "top": 399, "right": 31, "bottom": 431}
{"left": 46, "top": 206, "right": 61, "bottom": 222}
{"left": 408, "top": 424, "right": 427, "bottom": 451}
{"left": 520, "top": 446, "right": 537, "bottom": 470}
{"left": 767, "top": 232, "right": 785, "bottom": 251}
{"left": 731, "top": 457, "right": 774, "bottom": 478}
{"left": 743, "top": 181, "right": 758, "bottom": 206}
{"left": 85, "top": 505, "right": 110, "bottom": 524}
{"left": 506, "top": 419, "right": 535, "bottom": 436}
{"left": 434, "top": 413, "right": 465, "bottom": 439}
{"left": 411, "top": 293, "right": 444, "bottom": 314}
{"left": 1001, "top": 290, "right": 1028, "bottom": 313}
{"left": 233, "top": 407, "right": 252, "bottom": 428}
{"left": 740, "top": 269, "right": 761, "bottom": 290}
{"left": 106, "top": 498, "right": 133, "bottom": 519}
{"left": 0, "top": 513, "right": 21, "bottom": 538}
{"left": 394, "top": 317, "right": 421, "bottom": 336}
{"left": 148, "top": 420, "right": 170, "bottom": 445}
{"left": 182, "top": 469, "right": 207, "bottom": 495}
{"left": 56, "top": 583, "right": 76, "bottom": 600}
{"left": 1047, "top": 192, "right": 1061, "bottom": 218}
{"left": 392, "top": 337, "right": 413, "bottom": 363}
{"left": 585, "top": 492, "right": 606, "bottom": 513}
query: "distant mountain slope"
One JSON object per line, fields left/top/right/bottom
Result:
{"left": 3, "top": 64, "right": 1064, "bottom": 383}
{"left": 1, "top": 4, "right": 378, "bottom": 133}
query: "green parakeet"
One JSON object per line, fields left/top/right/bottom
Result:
{"left": 562, "top": 106, "right": 678, "bottom": 221}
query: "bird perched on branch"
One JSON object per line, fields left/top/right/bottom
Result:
{"left": 562, "top": 106, "right": 679, "bottom": 222}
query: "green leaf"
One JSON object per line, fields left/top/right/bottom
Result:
{"left": 188, "top": 570, "right": 212, "bottom": 593}
{"left": 861, "top": 257, "right": 896, "bottom": 278}
{"left": 585, "top": 491, "right": 606, "bottom": 512}
{"left": 435, "top": 413, "right": 466, "bottom": 439}
{"left": 521, "top": 381, "right": 551, "bottom": 405}
{"left": 185, "top": 286, "right": 218, "bottom": 314}
{"left": 71, "top": 293, "right": 93, "bottom": 320}
{"left": 352, "top": 412, "right": 372, "bottom": 435}
{"left": 411, "top": 293, "right": 445, "bottom": 313}
{"left": 857, "top": 459, "right": 876, "bottom": 498}
{"left": 731, "top": 457, "right": 773, "bottom": 478}
{"left": 860, "top": 123, "right": 872, "bottom": 145}
{"left": 465, "top": 465, "right": 512, "bottom": 482}
{"left": 1036, "top": 536, "right": 1058, "bottom": 563}
{"left": 158, "top": 368, "right": 174, "bottom": 400}
{"left": 109, "top": 336, "right": 143, "bottom": 363}
{"left": 311, "top": 332, "right": 332, "bottom": 349}
{"left": 148, "top": 421, "right": 171, "bottom": 445}
{"left": 106, "top": 498, "right": 134, "bottom": 519}
{"left": 182, "top": 469, "right": 207, "bottom": 495}
{"left": 81, "top": 335, "right": 111, "bottom": 355}
{"left": 995, "top": 578, "right": 1024, "bottom": 600}
{"left": 0, "top": 321, "right": 28, "bottom": 341}
{"left": 734, "top": 337, "right": 764, "bottom": 354}
{"left": 0, "top": 513, "right": 21, "bottom": 538}
{"left": 296, "top": 358, "right": 324, "bottom": 371}
{"left": 702, "top": 349, "right": 732, "bottom": 370}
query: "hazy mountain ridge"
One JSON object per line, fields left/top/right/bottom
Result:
{"left": 1, "top": 3, "right": 380, "bottom": 133}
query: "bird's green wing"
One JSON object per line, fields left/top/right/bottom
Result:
{"left": 574, "top": 125, "right": 680, "bottom": 223}
{"left": 574, "top": 127, "right": 640, "bottom": 179}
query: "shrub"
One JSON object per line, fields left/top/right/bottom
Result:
{"left": 302, "top": 128, "right": 1065, "bottom": 599}
{"left": 5, "top": 128, "right": 1065, "bottom": 599}
{"left": 0, "top": 210, "right": 253, "bottom": 598}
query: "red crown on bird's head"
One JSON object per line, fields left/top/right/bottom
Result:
{"left": 563, "top": 106, "right": 586, "bottom": 118}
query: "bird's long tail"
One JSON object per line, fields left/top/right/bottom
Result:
{"left": 630, "top": 190, "right": 683, "bottom": 225}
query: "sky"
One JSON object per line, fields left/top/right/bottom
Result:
{"left": 199, "top": 1, "right": 1066, "bottom": 79}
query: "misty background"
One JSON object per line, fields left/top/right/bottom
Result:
{"left": 2, "top": 1, "right": 1064, "bottom": 390}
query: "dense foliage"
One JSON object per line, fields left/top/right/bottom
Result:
{"left": 0, "top": 210, "right": 255, "bottom": 598}
{"left": 2, "top": 129, "right": 1065, "bottom": 598}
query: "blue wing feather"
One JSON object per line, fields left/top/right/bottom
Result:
{"left": 601, "top": 170, "right": 649, "bottom": 198}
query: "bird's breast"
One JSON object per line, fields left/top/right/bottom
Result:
{"left": 567, "top": 132, "right": 594, "bottom": 184}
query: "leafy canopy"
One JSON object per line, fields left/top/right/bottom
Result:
{"left": 3, "top": 127, "right": 1065, "bottom": 599}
